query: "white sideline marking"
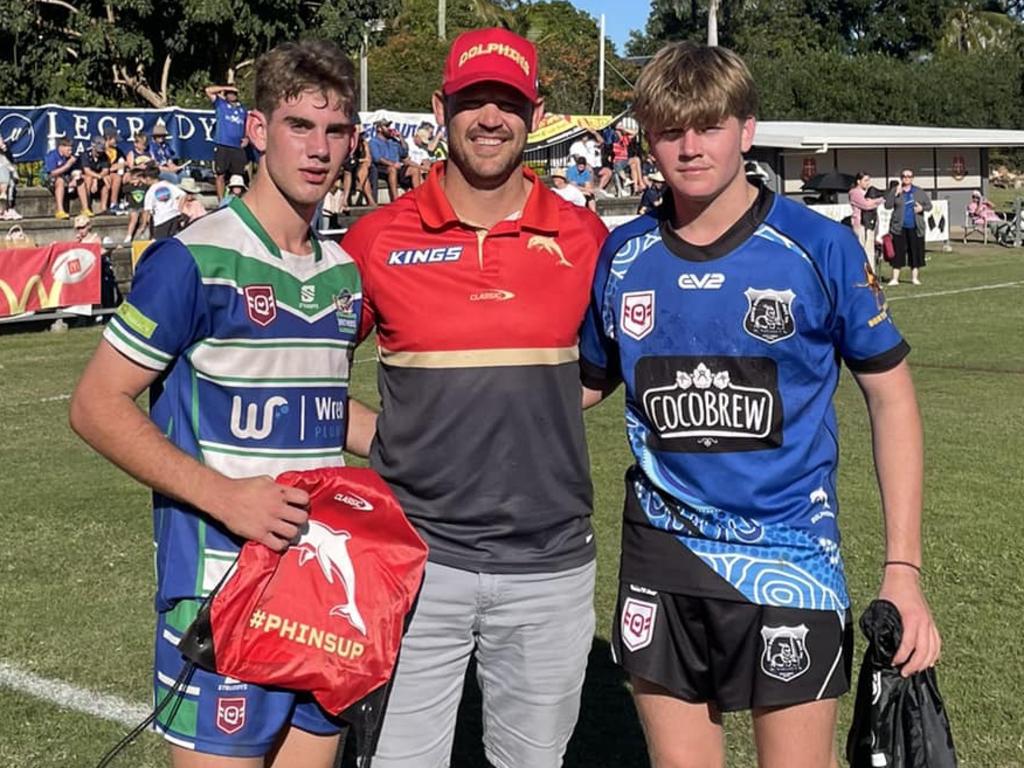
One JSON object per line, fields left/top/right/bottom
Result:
{"left": 39, "top": 394, "right": 71, "bottom": 402}
{"left": 0, "top": 660, "right": 150, "bottom": 727}
{"left": 888, "top": 280, "right": 1024, "bottom": 301}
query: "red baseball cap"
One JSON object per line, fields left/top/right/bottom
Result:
{"left": 442, "top": 28, "right": 539, "bottom": 102}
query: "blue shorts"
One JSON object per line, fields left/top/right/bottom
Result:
{"left": 154, "top": 602, "right": 342, "bottom": 757}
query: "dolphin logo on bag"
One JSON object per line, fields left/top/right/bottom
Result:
{"left": 293, "top": 521, "right": 367, "bottom": 636}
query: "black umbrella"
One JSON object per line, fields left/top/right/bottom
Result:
{"left": 802, "top": 170, "right": 857, "bottom": 192}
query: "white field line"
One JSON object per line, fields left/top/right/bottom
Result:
{"left": 0, "top": 660, "right": 149, "bottom": 728}
{"left": 887, "top": 280, "right": 1024, "bottom": 301}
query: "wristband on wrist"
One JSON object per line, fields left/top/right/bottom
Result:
{"left": 884, "top": 560, "right": 922, "bottom": 574}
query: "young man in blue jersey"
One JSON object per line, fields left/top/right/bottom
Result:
{"left": 71, "top": 40, "right": 375, "bottom": 767}
{"left": 206, "top": 83, "right": 250, "bottom": 201}
{"left": 580, "top": 42, "right": 941, "bottom": 767}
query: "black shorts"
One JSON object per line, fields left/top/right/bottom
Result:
{"left": 214, "top": 144, "right": 248, "bottom": 178}
{"left": 611, "top": 582, "right": 853, "bottom": 712}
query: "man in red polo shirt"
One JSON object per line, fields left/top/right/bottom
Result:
{"left": 343, "top": 27, "right": 608, "bottom": 768}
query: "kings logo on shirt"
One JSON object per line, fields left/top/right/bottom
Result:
{"left": 636, "top": 355, "right": 783, "bottom": 453}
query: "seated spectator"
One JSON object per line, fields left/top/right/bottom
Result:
{"left": 617, "top": 118, "right": 646, "bottom": 193}
{"left": 369, "top": 119, "right": 407, "bottom": 202}
{"left": 345, "top": 132, "right": 375, "bottom": 209}
{"left": 219, "top": 174, "right": 247, "bottom": 208}
{"left": 43, "top": 137, "right": 90, "bottom": 219}
{"left": 321, "top": 176, "right": 346, "bottom": 228}
{"left": 637, "top": 170, "right": 665, "bottom": 214}
{"left": 125, "top": 131, "right": 150, "bottom": 169}
{"left": 103, "top": 129, "right": 127, "bottom": 213}
{"left": 148, "top": 121, "right": 184, "bottom": 183}
{"left": 566, "top": 155, "right": 597, "bottom": 212}
{"left": 73, "top": 214, "right": 101, "bottom": 244}
{"left": 404, "top": 125, "right": 435, "bottom": 188}
{"left": 178, "top": 176, "right": 207, "bottom": 229}
{"left": 550, "top": 167, "right": 587, "bottom": 208}
{"left": 570, "top": 128, "right": 612, "bottom": 194}
{"left": 80, "top": 135, "right": 113, "bottom": 213}
{"left": 968, "top": 189, "right": 1011, "bottom": 240}
{"left": 122, "top": 158, "right": 155, "bottom": 243}
{"left": 0, "top": 135, "right": 22, "bottom": 220}
{"left": 141, "top": 165, "right": 185, "bottom": 239}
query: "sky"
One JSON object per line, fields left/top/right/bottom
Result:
{"left": 568, "top": 0, "right": 652, "bottom": 53}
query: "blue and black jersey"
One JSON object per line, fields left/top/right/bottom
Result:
{"left": 580, "top": 187, "right": 907, "bottom": 612}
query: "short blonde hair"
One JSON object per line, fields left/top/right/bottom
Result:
{"left": 633, "top": 42, "right": 758, "bottom": 135}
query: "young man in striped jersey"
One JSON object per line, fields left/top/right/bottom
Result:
{"left": 580, "top": 42, "right": 941, "bottom": 767}
{"left": 70, "top": 40, "right": 374, "bottom": 767}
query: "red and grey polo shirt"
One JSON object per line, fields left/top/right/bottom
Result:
{"left": 344, "top": 163, "right": 608, "bottom": 573}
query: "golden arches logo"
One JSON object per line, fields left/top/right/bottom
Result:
{"left": 0, "top": 275, "right": 64, "bottom": 315}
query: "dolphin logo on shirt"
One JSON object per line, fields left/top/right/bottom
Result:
{"left": 528, "top": 235, "right": 572, "bottom": 267}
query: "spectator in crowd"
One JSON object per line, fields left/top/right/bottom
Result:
{"left": 0, "top": 135, "right": 21, "bottom": 220}
{"left": 103, "top": 128, "right": 127, "bottom": 214}
{"left": 404, "top": 124, "right": 436, "bottom": 188}
{"left": 850, "top": 172, "right": 885, "bottom": 270}
{"left": 122, "top": 158, "right": 155, "bottom": 243}
{"left": 885, "top": 168, "right": 932, "bottom": 285}
{"left": 177, "top": 176, "right": 207, "bottom": 230}
{"left": 125, "top": 131, "right": 150, "bottom": 169}
{"left": 369, "top": 119, "right": 407, "bottom": 202}
{"left": 147, "top": 121, "right": 184, "bottom": 183}
{"left": 205, "top": 83, "right": 249, "bottom": 200}
{"left": 44, "top": 137, "right": 90, "bottom": 220}
{"left": 72, "top": 213, "right": 101, "bottom": 244}
{"left": 967, "top": 189, "right": 1011, "bottom": 241}
{"left": 141, "top": 165, "right": 185, "bottom": 239}
{"left": 570, "top": 127, "right": 612, "bottom": 194}
{"left": 636, "top": 169, "right": 665, "bottom": 214}
{"left": 80, "top": 135, "right": 113, "bottom": 214}
{"left": 219, "top": 173, "right": 246, "bottom": 209}
{"left": 320, "top": 175, "right": 346, "bottom": 228}
{"left": 346, "top": 130, "right": 376, "bottom": 209}
{"left": 567, "top": 154, "right": 597, "bottom": 211}
{"left": 550, "top": 166, "right": 587, "bottom": 207}
{"left": 617, "top": 117, "right": 646, "bottom": 193}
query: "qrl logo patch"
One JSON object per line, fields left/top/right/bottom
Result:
{"left": 244, "top": 285, "right": 277, "bottom": 327}
{"left": 621, "top": 597, "right": 657, "bottom": 652}
{"left": 621, "top": 291, "right": 655, "bottom": 341}
{"left": 760, "top": 624, "right": 811, "bottom": 682}
{"left": 743, "top": 288, "right": 795, "bottom": 344}
{"left": 216, "top": 696, "right": 246, "bottom": 734}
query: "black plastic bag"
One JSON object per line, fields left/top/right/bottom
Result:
{"left": 846, "top": 599, "right": 957, "bottom": 768}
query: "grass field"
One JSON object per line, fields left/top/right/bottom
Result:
{"left": 0, "top": 244, "right": 1022, "bottom": 767}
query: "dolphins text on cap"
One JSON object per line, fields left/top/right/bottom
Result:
{"left": 458, "top": 43, "right": 531, "bottom": 77}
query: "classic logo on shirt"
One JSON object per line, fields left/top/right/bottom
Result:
{"left": 636, "top": 356, "right": 783, "bottom": 453}
{"left": 469, "top": 289, "right": 515, "bottom": 302}
{"left": 743, "top": 287, "right": 795, "bottom": 344}
{"left": 760, "top": 624, "right": 811, "bottom": 682}
{"left": 244, "top": 284, "right": 277, "bottom": 326}
{"left": 620, "top": 290, "right": 655, "bottom": 340}
{"left": 621, "top": 597, "right": 657, "bottom": 652}
{"left": 387, "top": 246, "right": 463, "bottom": 266}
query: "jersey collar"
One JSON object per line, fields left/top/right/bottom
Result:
{"left": 659, "top": 185, "right": 774, "bottom": 263}
{"left": 228, "top": 197, "right": 323, "bottom": 262}
{"left": 416, "top": 162, "right": 559, "bottom": 235}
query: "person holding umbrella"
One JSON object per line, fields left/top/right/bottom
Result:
{"left": 850, "top": 172, "right": 885, "bottom": 270}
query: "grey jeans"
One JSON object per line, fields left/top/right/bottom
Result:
{"left": 372, "top": 559, "right": 597, "bottom": 768}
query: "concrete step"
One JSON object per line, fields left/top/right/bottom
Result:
{"left": 12, "top": 184, "right": 218, "bottom": 220}
{"left": 4, "top": 213, "right": 135, "bottom": 249}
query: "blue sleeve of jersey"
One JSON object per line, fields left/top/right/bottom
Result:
{"left": 102, "top": 239, "right": 210, "bottom": 371}
{"left": 826, "top": 229, "right": 909, "bottom": 372}
{"left": 579, "top": 239, "right": 621, "bottom": 390}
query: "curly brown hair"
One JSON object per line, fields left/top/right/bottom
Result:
{"left": 254, "top": 39, "right": 357, "bottom": 119}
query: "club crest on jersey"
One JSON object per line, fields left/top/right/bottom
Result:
{"left": 621, "top": 597, "right": 657, "bottom": 652}
{"left": 244, "top": 284, "right": 277, "bottom": 327}
{"left": 334, "top": 289, "right": 357, "bottom": 333}
{"left": 216, "top": 696, "right": 246, "bottom": 734}
{"left": 621, "top": 290, "right": 655, "bottom": 341}
{"left": 743, "top": 288, "right": 795, "bottom": 344}
{"left": 760, "top": 624, "right": 811, "bottom": 682}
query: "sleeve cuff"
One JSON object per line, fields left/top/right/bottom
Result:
{"left": 581, "top": 357, "right": 620, "bottom": 392}
{"left": 845, "top": 339, "right": 910, "bottom": 374}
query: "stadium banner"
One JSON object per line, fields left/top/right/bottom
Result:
{"left": 1, "top": 105, "right": 618, "bottom": 162}
{"left": 0, "top": 242, "right": 102, "bottom": 317}
{"left": 809, "top": 200, "right": 950, "bottom": 243}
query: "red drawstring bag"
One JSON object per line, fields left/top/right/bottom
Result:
{"left": 881, "top": 233, "right": 896, "bottom": 262}
{"left": 179, "top": 467, "right": 427, "bottom": 719}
